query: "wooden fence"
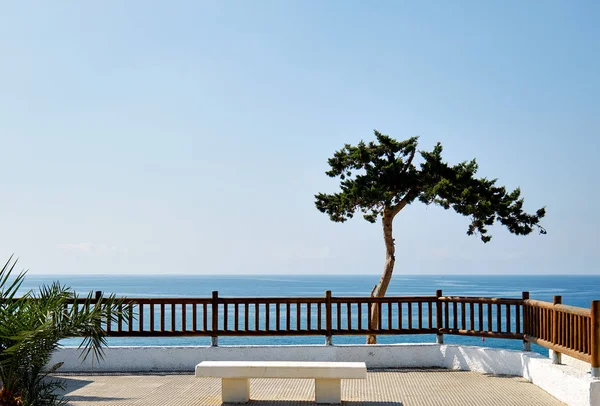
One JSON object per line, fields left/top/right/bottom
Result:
{"left": 62, "top": 290, "right": 600, "bottom": 373}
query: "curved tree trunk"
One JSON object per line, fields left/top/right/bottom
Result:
{"left": 366, "top": 209, "right": 396, "bottom": 344}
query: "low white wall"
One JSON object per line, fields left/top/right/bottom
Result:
{"left": 51, "top": 344, "right": 599, "bottom": 406}
{"left": 52, "top": 343, "right": 444, "bottom": 372}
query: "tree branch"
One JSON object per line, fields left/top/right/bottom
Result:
{"left": 399, "top": 148, "right": 416, "bottom": 177}
{"left": 389, "top": 188, "right": 416, "bottom": 217}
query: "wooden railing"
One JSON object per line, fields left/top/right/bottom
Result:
{"left": 523, "top": 296, "right": 599, "bottom": 367}
{"left": 437, "top": 295, "right": 523, "bottom": 339}
{"left": 23, "top": 290, "right": 600, "bottom": 373}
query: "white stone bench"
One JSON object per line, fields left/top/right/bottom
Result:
{"left": 195, "top": 360, "right": 367, "bottom": 404}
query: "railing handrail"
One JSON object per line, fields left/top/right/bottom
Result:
{"left": 523, "top": 299, "right": 591, "bottom": 317}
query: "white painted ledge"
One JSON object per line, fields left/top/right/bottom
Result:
{"left": 51, "top": 344, "right": 599, "bottom": 406}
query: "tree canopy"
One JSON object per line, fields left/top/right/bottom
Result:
{"left": 315, "top": 131, "right": 546, "bottom": 243}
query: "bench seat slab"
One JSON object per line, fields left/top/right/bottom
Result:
{"left": 196, "top": 361, "right": 367, "bottom": 379}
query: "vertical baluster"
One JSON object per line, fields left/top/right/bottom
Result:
{"left": 496, "top": 304, "right": 502, "bottom": 333}
{"left": 348, "top": 302, "right": 352, "bottom": 330}
{"left": 377, "top": 302, "right": 382, "bottom": 332}
{"left": 478, "top": 303, "right": 483, "bottom": 331}
{"left": 552, "top": 296, "right": 561, "bottom": 363}
{"left": 138, "top": 303, "right": 144, "bottom": 332}
{"left": 436, "top": 291, "right": 443, "bottom": 344}
{"left": 444, "top": 301, "right": 449, "bottom": 329}
{"left": 576, "top": 315, "right": 581, "bottom": 352}
{"left": 107, "top": 303, "right": 114, "bottom": 334}
{"left": 536, "top": 307, "right": 539, "bottom": 338}
{"left": 506, "top": 304, "right": 511, "bottom": 333}
{"left": 387, "top": 302, "right": 392, "bottom": 330}
{"left": 325, "top": 291, "right": 332, "bottom": 342}
{"left": 536, "top": 307, "right": 540, "bottom": 339}
{"left": 160, "top": 303, "right": 164, "bottom": 332}
{"left": 428, "top": 301, "right": 433, "bottom": 329}
{"left": 182, "top": 303, "right": 186, "bottom": 332}
{"left": 171, "top": 303, "right": 175, "bottom": 332}
{"left": 307, "top": 303, "right": 312, "bottom": 331}
{"left": 541, "top": 308, "right": 546, "bottom": 340}
{"left": 537, "top": 307, "right": 541, "bottom": 338}
{"left": 128, "top": 303, "right": 134, "bottom": 332}
{"left": 469, "top": 302, "right": 474, "bottom": 331}
{"left": 221, "top": 303, "right": 227, "bottom": 331}
{"left": 337, "top": 303, "right": 342, "bottom": 331}
{"left": 541, "top": 308, "right": 544, "bottom": 340}
{"left": 276, "top": 303, "right": 281, "bottom": 331}
{"left": 399, "top": 302, "right": 403, "bottom": 329}
{"left": 106, "top": 304, "right": 111, "bottom": 334}
{"left": 563, "top": 312, "right": 567, "bottom": 349}
{"left": 516, "top": 303, "right": 520, "bottom": 334}
{"left": 535, "top": 307, "right": 546, "bottom": 339}
{"left": 569, "top": 314, "right": 574, "bottom": 350}
{"left": 255, "top": 303, "right": 260, "bottom": 331}
{"left": 418, "top": 302, "right": 423, "bottom": 330}
{"left": 461, "top": 302, "right": 466, "bottom": 330}
{"left": 576, "top": 314, "right": 580, "bottom": 352}
{"left": 583, "top": 316, "right": 588, "bottom": 354}
{"left": 265, "top": 303, "right": 270, "bottom": 331}
{"left": 317, "top": 302, "right": 321, "bottom": 331}
{"left": 286, "top": 303, "right": 291, "bottom": 331}
{"left": 453, "top": 302, "right": 458, "bottom": 330}
{"left": 368, "top": 302, "right": 373, "bottom": 330}
{"left": 211, "top": 292, "right": 219, "bottom": 343}
{"left": 487, "top": 303, "right": 492, "bottom": 332}
{"left": 192, "top": 303, "right": 197, "bottom": 332}
{"left": 358, "top": 303, "right": 362, "bottom": 330}
{"left": 522, "top": 292, "right": 529, "bottom": 337}
{"left": 203, "top": 303, "right": 208, "bottom": 332}
{"left": 298, "top": 303, "right": 303, "bottom": 331}
{"left": 245, "top": 303, "right": 249, "bottom": 331}
{"left": 565, "top": 313, "right": 569, "bottom": 347}
{"left": 234, "top": 303, "right": 239, "bottom": 332}
{"left": 408, "top": 302, "right": 413, "bottom": 330}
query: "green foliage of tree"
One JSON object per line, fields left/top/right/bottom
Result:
{"left": 0, "top": 256, "right": 131, "bottom": 405}
{"left": 315, "top": 131, "right": 546, "bottom": 343}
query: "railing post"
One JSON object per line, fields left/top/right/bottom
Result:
{"left": 325, "top": 290, "right": 332, "bottom": 345}
{"left": 94, "top": 290, "right": 102, "bottom": 302}
{"left": 522, "top": 292, "right": 531, "bottom": 351}
{"left": 551, "top": 296, "right": 562, "bottom": 364}
{"left": 211, "top": 291, "right": 219, "bottom": 347}
{"left": 436, "top": 290, "right": 443, "bottom": 344}
{"left": 591, "top": 300, "right": 600, "bottom": 379}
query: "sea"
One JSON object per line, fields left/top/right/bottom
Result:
{"left": 17, "top": 274, "right": 600, "bottom": 354}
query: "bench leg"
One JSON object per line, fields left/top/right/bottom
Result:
{"left": 222, "top": 378, "right": 250, "bottom": 403}
{"left": 315, "top": 378, "right": 341, "bottom": 404}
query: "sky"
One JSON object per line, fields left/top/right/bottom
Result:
{"left": 1, "top": 1, "right": 598, "bottom": 276}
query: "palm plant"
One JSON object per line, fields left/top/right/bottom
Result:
{"left": 0, "top": 257, "right": 131, "bottom": 405}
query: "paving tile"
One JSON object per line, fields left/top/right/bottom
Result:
{"left": 56, "top": 369, "right": 565, "bottom": 406}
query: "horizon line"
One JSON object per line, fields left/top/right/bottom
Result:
{"left": 22, "top": 272, "right": 600, "bottom": 277}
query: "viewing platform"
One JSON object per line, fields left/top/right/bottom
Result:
{"left": 41, "top": 290, "right": 600, "bottom": 405}
{"left": 58, "top": 368, "right": 566, "bottom": 405}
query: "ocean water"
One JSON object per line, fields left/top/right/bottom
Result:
{"left": 17, "top": 274, "right": 600, "bottom": 353}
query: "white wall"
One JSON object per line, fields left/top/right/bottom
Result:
{"left": 51, "top": 344, "right": 599, "bottom": 406}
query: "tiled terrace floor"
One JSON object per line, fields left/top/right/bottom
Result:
{"left": 57, "top": 369, "right": 565, "bottom": 406}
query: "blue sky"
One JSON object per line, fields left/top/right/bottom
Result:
{"left": 1, "top": 1, "right": 598, "bottom": 275}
